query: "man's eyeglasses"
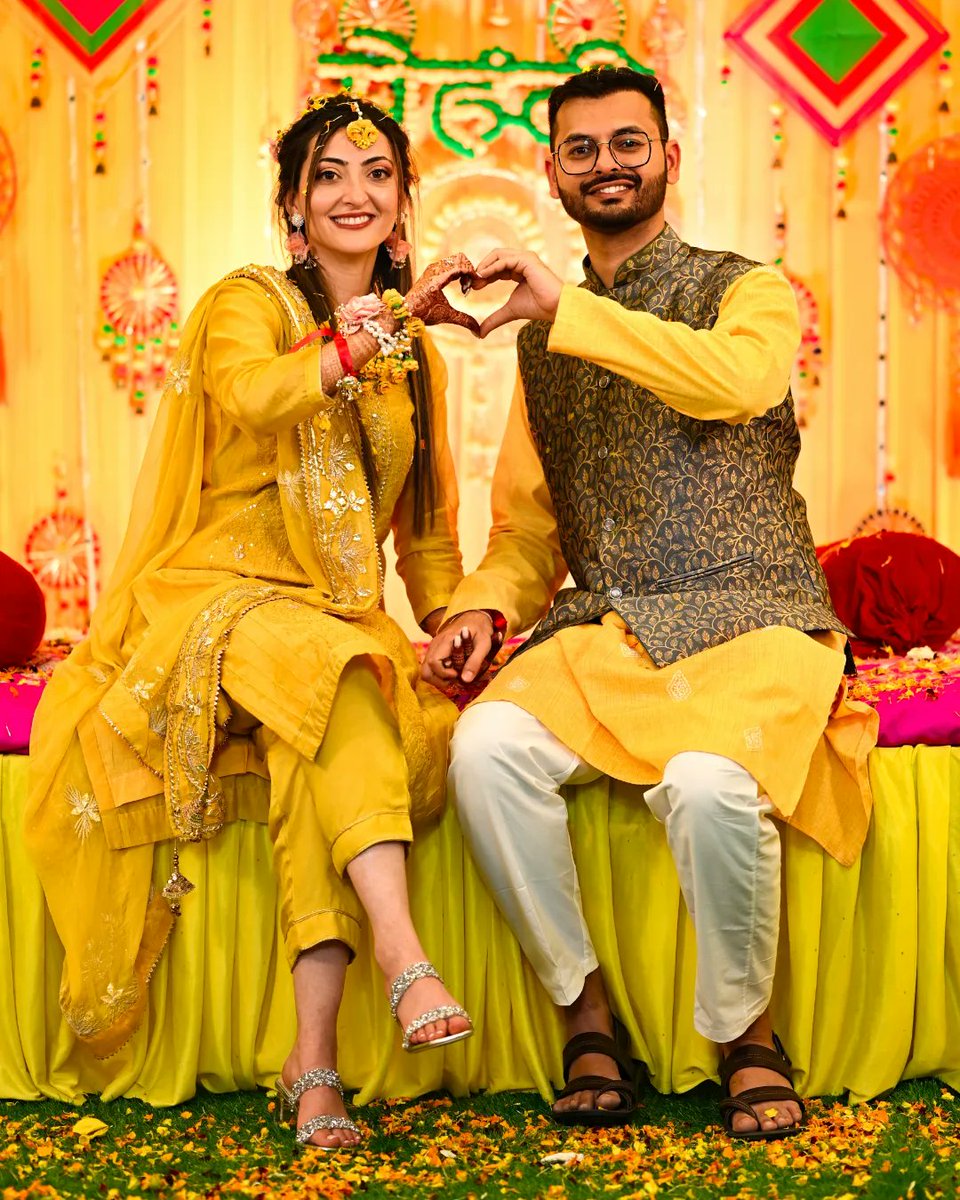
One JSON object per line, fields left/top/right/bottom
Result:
{"left": 552, "top": 131, "right": 666, "bottom": 175}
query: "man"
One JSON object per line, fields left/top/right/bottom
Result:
{"left": 422, "top": 67, "right": 876, "bottom": 1138}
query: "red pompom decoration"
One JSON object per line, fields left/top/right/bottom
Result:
{"left": 818, "top": 532, "right": 960, "bottom": 656}
{"left": 0, "top": 550, "right": 47, "bottom": 666}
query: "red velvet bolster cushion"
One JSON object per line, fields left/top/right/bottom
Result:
{"left": 0, "top": 551, "right": 46, "bottom": 667}
{"left": 818, "top": 531, "right": 960, "bottom": 656}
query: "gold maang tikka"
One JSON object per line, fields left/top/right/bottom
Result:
{"left": 273, "top": 91, "right": 388, "bottom": 161}
{"left": 344, "top": 97, "right": 379, "bottom": 149}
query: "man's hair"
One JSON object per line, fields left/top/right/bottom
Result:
{"left": 547, "top": 67, "right": 669, "bottom": 147}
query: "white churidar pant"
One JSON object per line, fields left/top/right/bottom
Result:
{"left": 449, "top": 700, "right": 781, "bottom": 1044}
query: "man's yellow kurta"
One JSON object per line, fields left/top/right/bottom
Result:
{"left": 25, "top": 267, "right": 462, "bottom": 1057}
{"left": 449, "top": 234, "right": 876, "bottom": 866}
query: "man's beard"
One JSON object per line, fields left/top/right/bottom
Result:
{"left": 557, "top": 168, "right": 667, "bottom": 233}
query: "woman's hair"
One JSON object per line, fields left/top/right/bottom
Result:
{"left": 274, "top": 95, "right": 436, "bottom": 535}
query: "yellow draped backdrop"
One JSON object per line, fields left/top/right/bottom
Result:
{"left": 1, "top": 0, "right": 959, "bottom": 1108}
{"left": 0, "top": 1, "right": 959, "bottom": 634}
{"left": 1, "top": 747, "right": 958, "bottom": 1106}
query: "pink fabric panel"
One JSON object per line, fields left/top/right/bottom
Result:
{"left": 0, "top": 676, "right": 45, "bottom": 754}
{"left": 4, "top": 639, "right": 960, "bottom": 754}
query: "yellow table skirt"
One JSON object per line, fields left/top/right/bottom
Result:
{"left": 1, "top": 748, "right": 958, "bottom": 1107}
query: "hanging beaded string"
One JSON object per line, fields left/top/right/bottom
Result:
{"left": 201, "top": 1, "right": 213, "bottom": 57}
{"left": 770, "top": 101, "right": 820, "bottom": 425}
{"left": 938, "top": 43, "right": 953, "bottom": 117}
{"left": 834, "top": 150, "right": 849, "bottom": 219}
{"left": 147, "top": 54, "right": 160, "bottom": 116}
{"left": 93, "top": 106, "right": 107, "bottom": 175}
{"left": 29, "top": 45, "right": 45, "bottom": 109}
{"left": 875, "top": 104, "right": 898, "bottom": 512}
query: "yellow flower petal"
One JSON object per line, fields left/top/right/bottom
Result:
{"left": 763, "top": 1107, "right": 780, "bottom": 1119}
{"left": 72, "top": 1116, "right": 109, "bottom": 1139}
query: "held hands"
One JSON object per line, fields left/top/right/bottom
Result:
{"left": 420, "top": 610, "right": 502, "bottom": 688}
{"left": 405, "top": 254, "right": 481, "bottom": 336}
{"left": 465, "top": 248, "right": 564, "bottom": 338}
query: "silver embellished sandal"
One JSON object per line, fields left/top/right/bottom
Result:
{"left": 274, "top": 1067, "right": 360, "bottom": 1149}
{"left": 389, "top": 961, "right": 474, "bottom": 1053}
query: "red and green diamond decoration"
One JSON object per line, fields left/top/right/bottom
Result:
{"left": 19, "top": 1, "right": 166, "bottom": 69}
{"left": 726, "top": 0, "right": 947, "bottom": 145}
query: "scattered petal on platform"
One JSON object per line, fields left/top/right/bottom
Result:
{"left": 71, "top": 1116, "right": 108, "bottom": 1139}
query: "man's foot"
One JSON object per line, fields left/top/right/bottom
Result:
{"left": 390, "top": 969, "right": 472, "bottom": 1049}
{"left": 552, "top": 1015, "right": 624, "bottom": 1115}
{"left": 552, "top": 970, "right": 637, "bottom": 1122}
{"left": 280, "top": 1054, "right": 361, "bottom": 1151}
{"left": 719, "top": 1015, "right": 805, "bottom": 1138}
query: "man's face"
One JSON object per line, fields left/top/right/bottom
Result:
{"left": 546, "top": 90, "right": 679, "bottom": 234}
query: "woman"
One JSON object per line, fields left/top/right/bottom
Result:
{"left": 26, "top": 92, "right": 479, "bottom": 1150}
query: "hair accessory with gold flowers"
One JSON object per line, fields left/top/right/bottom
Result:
{"left": 272, "top": 90, "right": 389, "bottom": 161}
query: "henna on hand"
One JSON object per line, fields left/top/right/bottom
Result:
{"left": 406, "top": 253, "right": 481, "bottom": 336}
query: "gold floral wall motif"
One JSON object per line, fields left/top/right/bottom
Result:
{"left": 0, "top": 0, "right": 958, "bottom": 638}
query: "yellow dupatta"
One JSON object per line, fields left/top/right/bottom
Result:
{"left": 25, "top": 266, "right": 387, "bottom": 1055}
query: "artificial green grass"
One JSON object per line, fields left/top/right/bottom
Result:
{"left": 1, "top": 1077, "right": 957, "bottom": 1198}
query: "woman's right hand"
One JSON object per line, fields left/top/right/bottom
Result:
{"left": 406, "top": 254, "right": 481, "bottom": 336}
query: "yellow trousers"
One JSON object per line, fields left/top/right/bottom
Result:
{"left": 224, "top": 655, "right": 414, "bottom": 967}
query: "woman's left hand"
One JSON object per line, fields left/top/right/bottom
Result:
{"left": 406, "top": 254, "right": 481, "bottom": 336}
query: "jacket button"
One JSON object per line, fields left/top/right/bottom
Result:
{"left": 598, "top": 375, "right": 610, "bottom": 388}
{"left": 608, "top": 586, "right": 623, "bottom": 600}
{"left": 602, "top": 517, "right": 615, "bottom": 532}
{"left": 597, "top": 446, "right": 609, "bottom": 460}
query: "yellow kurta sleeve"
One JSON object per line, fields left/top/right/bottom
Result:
{"left": 547, "top": 265, "right": 801, "bottom": 424}
{"left": 204, "top": 276, "right": 334, "bottom": 438}
{"left": 391, "top": 337, "right": 464, "bottom": 626}
{"left": 445, "top": 372, "right": 568, "bottom": 636}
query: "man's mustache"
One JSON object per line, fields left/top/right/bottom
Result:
{"left": 581, "top": 171, "right": 641, "bottom": 195}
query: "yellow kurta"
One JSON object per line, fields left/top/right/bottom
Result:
{"left": 449, "top": 270, "right": 877, "bottom": 866}
{"left": 25, "top": 267, "right": 463, "bottom": 1056}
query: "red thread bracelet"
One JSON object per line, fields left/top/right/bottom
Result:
{"left": 333, "top": 331, "right": 355, "bottom": 377}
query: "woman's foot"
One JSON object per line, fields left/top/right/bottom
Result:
{"left": 280, "top": 1053, "right": 361, "bottom": 1150}
{"left": 387, "top": 962, "right": 473, "bottom": 1050}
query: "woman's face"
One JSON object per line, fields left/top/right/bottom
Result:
{"left": 294, "top": 126, "right": 401, "bottom": 262}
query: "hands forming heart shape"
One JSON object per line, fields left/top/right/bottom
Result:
{"left": 406, "top": 253, "right": 481, "bottom": 336}
{"left": 407, "top": 249, "right": 564, "bottom": 339}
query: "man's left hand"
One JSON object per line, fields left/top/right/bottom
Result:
{"left": 468, "top": 249, "right": 563, "bottom": 338}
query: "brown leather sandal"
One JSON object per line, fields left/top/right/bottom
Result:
{"left": 719, "top": 1033, "right": 807, "bottom": 1141}
{"left": 552, "top": 1018, "right": 644, "bottom": 1127}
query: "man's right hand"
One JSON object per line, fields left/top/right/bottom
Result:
{"left": 420, "top": 610, "right": 497, "bottom": 687}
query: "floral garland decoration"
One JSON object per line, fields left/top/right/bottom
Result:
{"left": 336, "top": 289, "right": 424, "bottom": 400}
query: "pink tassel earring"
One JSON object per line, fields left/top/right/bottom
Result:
{"left": 384, "top": 226, "right": 411, "bottom": 269}
{"left": 286, "top": 211, "right": 312, "bottom": 266}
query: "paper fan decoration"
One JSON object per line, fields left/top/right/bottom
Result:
{"left": 24, "top": 468, "right": 101, "bottom": 631}
{"left": 0, "top": 127, "right": 15, "bottom": 235}
{"left": 726, "top": 0, "right": 947, "bottom": 146}
{"left": 338, "top": 0, "right": 416, "bottom": 42}
{"left": 882, "top": 135, "right": 960, "bottom": 477}
{"left": 0, "top": 127, "right": 14, "bottom": 406}
{"left": 548, "top": 0, "right": 626, "bottom": 54}
{"left": 96, "top": 223, "right": 179, "bottom": 414}
{"left": 25, "top": 508, "right": 100, "bottom": 591}
{"left": 853, "top": 507, "right": 926, "bottom": 536}
{"left": 882, "top": 134, "right": 960, "bottom": 313}
{"left": 292, "top": 0, "right": 340, "bottom": 52}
